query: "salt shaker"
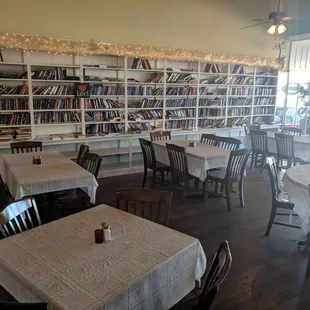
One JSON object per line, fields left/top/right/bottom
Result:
{"left": 103, "top": 223, "right": 112, "bottom": 241}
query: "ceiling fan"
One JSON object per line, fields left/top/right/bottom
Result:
{"left": 241, "top": 0, "right": 299, "bottom": 35}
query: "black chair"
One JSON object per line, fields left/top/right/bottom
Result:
{"left": 0, "top": 175, "right": 10, "bottom": 207}
{"left": 166, "top": 143, "right": 199, "bottom": 203}
{"left": 139, "top": 138, "right": 170, "bottom": 188}
{"left": 77, "top": 144, "right": 89, "bottom": 166}
{"left": 244, "top": 124, "right": 260, "bottom": 135}
{"left": 200, "top": 134, "right": 218, "bottom": 146}
{"left": 216, "top": 136, "right": 241, "bottom": 151}
{"left": 249, "top": 129, "right": 269, "bottom": 174}
{"left": 265, "top": 157, "right": 298, "bottom": 236}
{"left": 10, "top": 141, "right": 42, "bottom": 154}
{"left": 205, "top": 149, "right": 250, "bottom": 211}
{"left": 282, "top": 126, "right": 302, "bottom": 136}
{"left": 150, "top": 131, "right": 171, "bottom": 141}
{"left": 115, "top": 188, "right": 172, "bottom": 226}
{"left": 274, "top": 133, "right": 295, "bottom": 170}
{"left": 0, "top": 197, "right": 42, "bottom": 238}
{"left": 0, "top": 301, "right": 47, "bottom": 310}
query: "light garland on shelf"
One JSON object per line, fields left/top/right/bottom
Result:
{"left": 0, "top": 32, "right": 280, "bottom": 69}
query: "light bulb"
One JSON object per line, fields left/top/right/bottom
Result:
{"left": 267, "top": 24, "right": 277, "bottom": 35}
{"left": 277, "top": 23, "right": 287, "bottom": 35}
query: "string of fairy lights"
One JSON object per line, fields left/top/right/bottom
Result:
{"left": 0, "top": 32, "right": 280, "bottom": 69}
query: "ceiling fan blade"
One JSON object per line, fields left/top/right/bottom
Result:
{"left": 282, "top": 16, "right": 308, "bottom": 21}
{"left": 252, "top": 19, "right": 270, "bottom": 22}
{"left": 241, "top": 21, "right": 270, "bottom": 30}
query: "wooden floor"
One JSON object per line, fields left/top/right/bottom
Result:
{"left": 2, "top": 167, "right": 310, "bottom": 309}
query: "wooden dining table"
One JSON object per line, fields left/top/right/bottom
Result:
{"left": 0, "top": 205, "right": 206, "bottom": 310}
{"left": 0, "top": 151, "right": 98, "bottom": 204}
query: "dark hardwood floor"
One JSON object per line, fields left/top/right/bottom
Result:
{"left": 1, "top": 167, "right": 309, "bottom": 309}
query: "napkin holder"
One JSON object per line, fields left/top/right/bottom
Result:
{"left": 32, "top": 156, "right": 42, "bottom": 165}
{"left": 189, "top": 141, "right": 196, "bottom": 147}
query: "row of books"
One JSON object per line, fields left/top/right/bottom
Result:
{"left": 0, "top": 113, "right": 30, "bottom": 125}
{"left": 0, "top": 127, "right": 31, "bottom": 142}
{"left": 33, "top": 99, "right": 79, "bottom": 110}
{"left": 34, "top": 112, "right": 81, "bottom": 124}
{"left": 200, "top": 76, "right": 226, "bottom": 85}
{"left": 230, "top": 87, "right": 253, "bottom": 96}
{"left": 228, "top": 108, "right": 252, "bottom": 116}
{"left": 131, "top": 58, "right": 152, "bottom": 70}
{"left": 0, "top": 99, "right": 28, "bottom": 110}
{"left": 166, "top": 99, "right": 196, "bottom": 107}
{"left": 128, "top": 110, "right": 163, "bottom": 120}
{"left": 31, "top": 68, "right": 73, "bottom": 80}
{"left": 227, "top": 76, "right": 254, "bottom": 85}
{"left": 87, "top": 123, "right": 125, "bottom": 134}
{"left": 127, "top": 86, "right": 153, "bottom": 96}
{"left": 255, "top": 77, "right": 274, "bottom": 86}
{"left": 166, "top": 86, "right": 197, "bottom": 96}
{"left": 199, "top": 98, "right": 226, "bottom": 107}
{"left": 128, "top": 122, "right": 152, "bottom": 131}
{"left": 84, "top": 99, "right": 124, "bottom": 109}
{"left": 227, "top": 117, "right": 251, "bottom": 126}
{"left": 167, "top": 73, "right": 197, "bottom": 84}
{"left": 253, "top": 107, "right": 274, "bottom": 114}
{"left": 133, "top": 99, "right": 163, "bottom": 108}
{"left": 255, "top": 88, "right": 275, "bottom": 96}
{"left": 85, "top": 111, "right": 125, "bottom": 122}
{"left": 33, "top": 85, "right": 74, "bottom": 96}
{"left": 89, "top": 85, "right": 124, "bottom": 96}
{"left": 254, "top": 97, "right": 275, "bottom": 105}
{"left": 165, "top": 120, "right": 195, "bottom": 130}
{"left": 198, "top": 119, "right": 225, "bottom": 128}
{"left": 166, "top": 109, "right": 195, "bottom": 118}
{"left": 198, "top": 109, "right": 224, "bottom": 117}
{"left": 228, "top": 98, "right": 252, "bottom": 106}
{"left": 0, "top": 85, "right": 28, "bottom": 95}
{"left": 204, "top": 64, "right": 220, "bottom": 73}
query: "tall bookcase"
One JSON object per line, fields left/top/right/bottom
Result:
{"left": 0, "top": 49, "right": 278, "bottom": 141}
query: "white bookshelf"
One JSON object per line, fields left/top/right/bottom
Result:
{"left": 0, "top": 49, "right": 278, "bottom": 176}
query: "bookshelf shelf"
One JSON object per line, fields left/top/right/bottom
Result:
{"left": 0, "top": 124, "right": 30, "bottom": 128}
{"left": 0, "top": 51, "right": 278, "bottom": 138}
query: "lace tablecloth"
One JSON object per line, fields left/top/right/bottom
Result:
{"left": 0, "top": 205, "right": 207, "bottom": 310}
{"left": 153, "top": 140, "right": 231, "bottom": 181}
{"left": 0, "top": 151, "right": 98, "bottom": 204}
{"left": 282, "top": 165, "right": 310, "bottom": 234}
{"left": 243, "top": 133, "right": 310, "bottom": 162}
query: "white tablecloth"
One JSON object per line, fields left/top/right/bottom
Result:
{"left": 0, "top": 205, "right": 206, "bottom": 310}
{"left": 153, "top": 140, "right": 231, "bottom": 181}
{"left": 0, "top": 151, "right": 98, "bottom": 204}
{"left": 243, "top": 132, "right": 310, "bottom": 162}
{"left": 283, "top": 165, "right": 310, "bottom": 234}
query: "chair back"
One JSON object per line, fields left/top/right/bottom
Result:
{"left": 77, "top": 144, "right": 89, "bottom": 166}
{"left": 10, "top": 141, "right": 42, "bottom": 154}
{"left": 0, "top": 300, "right": 47, "bottom": 309}
{"left": 150, "top": 131, "right": 171, "bottom": 141}
{"left": 0, "top": 197, "right": 42, "bottom": 238}
{"left": 217, "top": 136, "right": 241, "bottom": 151}
{"left": 115, "top": 188, "right": 172, "bottom": 226}
{"left": 250, "top": 129, "right": 267, "bottom": 152}
{"left": 82, "top": 153, "right": 102, "bottom": 179}
{"left": 200, "top": 134, "right": 218, "bottom": 146}
{"left": 0, "top": 175, "right": 9, "bottom": 208}
{"left": 225, "top": 149, "right": 250, "bottom": 180}
{"left": 265, "top": 156, "right": 280, "bottom": 202}
{"left": 139, "top": 138, "right": 156, "bottom": 170}
{"left": 244, "top": 124, "right": 260, "bottom": 135}
{"left": 275, "top": 133, "right": 294, "bottom": 159}
{"left": 199, "top": 241, "right": 232, "bottom": 309}
{"left": 166, "top": 143, "right": 189, "bottom": 178}
{"left": 282, "top": 126, "right": 302, "bottom": 136}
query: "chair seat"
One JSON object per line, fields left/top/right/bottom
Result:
{"left": 155, "top": 161, "right": 170, "bottom": 170}
{"left": 207, "top": 167, "right": 226, "bottom": 180}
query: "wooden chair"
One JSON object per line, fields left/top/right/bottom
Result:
{"left": 77, "top": 144, "right": 89, "bottom": 166}
{"left": 115, "top": 188, "right": 172, "bottom": 226}
{"left": 265, "top": 157, "right": 299, "bottom": 236}
{"left": 139, "top": 138, "right": 170, "bottom": 188}
{"left": 166, "top": 143, "right": 199, "bottom": 203}
{"left": 0, "top": 174, "right": 10, "bottom": 207}
{"left": 197, "top": 241, "right": 232, "bottom": 310}
{"left": 10, "top": 141, "right": 42, "bottom": 154}
{"left": 200, "top": 134, "right": 218, "bottom": 146}
{"left": 0, "top": 301, "right": 47, "bottom": 309}
{"left": 244, "top": 124, "right": 260, "bottom": 135}
{"left": 249, "top": 129, "right": 268, "bottom": 174}
{"left": 205, "top": 149, "right": 250, "bottom": 211}
{"left": 150, "top": 131, "right": 171, "bottom": 141}
{"left": 216, "top": 136, "right": 241, "bottom": 151}
{"left": 282, "top": 126, "right": 302, "bottom": 136}
{"left": 274, "top": 133, "right": 295, "bottom": 170}
{"left": 0, "top": 197, "right": 42, "bottom": 238}
{"left": 53, "top": 153, "right": 102, "bottom": 214}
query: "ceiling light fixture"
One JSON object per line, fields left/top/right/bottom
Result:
{"left": 267, "top": 23, "right": 287, "bottom": 35}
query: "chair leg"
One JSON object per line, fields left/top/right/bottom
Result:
{"left": 151, "top": 170, "right": 156, "bottom": 188}
{"left": 265, "top": 206, "right": 276, "bottom": 236}
{"left": 239, "top": 180, "right": 244, "bottom": 207}
{"left": 142, "top": 167, "right": 147, "bottom": 187}
{"left": 250, "top": 151, "right": 255, "bottom": 170}
{"left": 260, "top": 154, "right": 266, "bottom": 175}
{"left": 225, "top": 183, "right": 231, "bottom": 212}
{"left": 181, "top": 178, "right": 188, "bottom": 204}
{"left": 214, "top": 182, "right": 218, "bottom": 194}
{"left": 161, "top": 171, "right": 165, "bottom": 186}
{"left": 254, "top": 153, "right": 258, "bottom": 168}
